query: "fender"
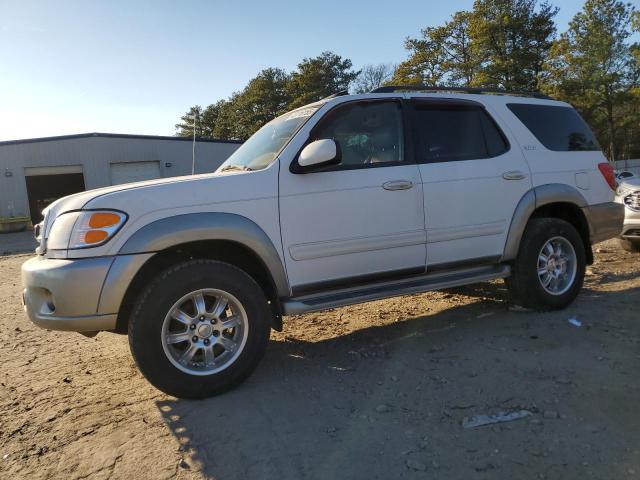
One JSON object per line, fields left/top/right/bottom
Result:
{"left": 118, "top": 212, "right": 290, "bottom": 297}
{"left": 502, "top": 184, "right": 588, "bottom": 261}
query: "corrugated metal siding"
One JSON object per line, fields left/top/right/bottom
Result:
{"left": 0, "top": 136, "right": 239, "bottom": 219}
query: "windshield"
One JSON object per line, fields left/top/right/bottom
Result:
{"left": 217, "top": 106, "right": 320, "bottom": 172}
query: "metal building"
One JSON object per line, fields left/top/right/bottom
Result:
{"left": 0, "top": 133, "right": 241, "bottom": 226}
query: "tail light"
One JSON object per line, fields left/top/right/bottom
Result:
{"left": 598, "top": 162, "right": 616, "bottom": 190}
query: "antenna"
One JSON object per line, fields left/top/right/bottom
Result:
{"left": 192, "top": 112, "right": 197, "bottom": 175}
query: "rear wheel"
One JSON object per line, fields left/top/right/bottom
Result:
{"left": 506, "top": 218, "right": 585, "bottom": 310}
{"left": 128, "top": 259, "right": 271, "bottom": 399}
{"left": 619, "top": 238, "right": 640, "bottom": 253}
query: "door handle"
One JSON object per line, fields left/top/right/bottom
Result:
{"left": 502, "top": 171, "right": 527, "bottom": 180}
{"left": 382, "top": 180, "right": 414, "bottom": 191}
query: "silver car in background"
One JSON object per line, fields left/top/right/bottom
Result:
{"left": 616, "top": 174, "right": 640, "bottom": 252}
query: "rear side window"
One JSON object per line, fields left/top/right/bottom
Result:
{"left": 507, "top": 104, "right": 599, "bottom": 152}
{"left": 413, "top": 104, "right": 509, "bottom": 162}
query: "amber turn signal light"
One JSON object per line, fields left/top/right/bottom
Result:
{"left": 88, "top": 212, "right": 122, "bottom": 228}
{"left": 68, "top": 210, "right": 127, "bottom": 249}
{"left": 84, "top": 230, "right": 109, "bottom": 244}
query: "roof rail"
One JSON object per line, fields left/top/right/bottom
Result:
{"left": 370, "top": 85, "right": 551, "bottom": 100}
{"left": 323, "top": 90, "right": 350, "bottom": 100}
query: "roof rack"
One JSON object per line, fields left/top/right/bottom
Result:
{"left": 370, "top": 85, "right": 551, "bottom": 100}
{"left": 323, "top": 90, "right": 350, "bottom": 100}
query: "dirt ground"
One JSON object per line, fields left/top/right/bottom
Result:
{"left": 1, "top": 239, "right": 639, "bottom": 480}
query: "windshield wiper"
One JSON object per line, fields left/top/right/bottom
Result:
{"left": 219, "top": 164, "right": 254, "bottom": 173}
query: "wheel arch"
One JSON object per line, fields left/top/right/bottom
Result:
{"left": 111, "top": 213, "right": 289, "bottom": 333}
{"left": 502, "top": 184, "right": 593, "bottom": 264}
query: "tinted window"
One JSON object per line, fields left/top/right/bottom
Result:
{"left": 312, "top": 101, "right": 404, "bottom": 168}
{"left": 507, "top": 104, "right": 599, "bottom": 151}
{"left": 413, "top": 104, "right": 508, "bottom": 162}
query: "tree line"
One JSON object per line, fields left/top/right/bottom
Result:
{"left": 176, "top": 0, "right": 639, "bottom": 160}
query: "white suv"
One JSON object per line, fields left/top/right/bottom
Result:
{"left": 22, "top": 87, "right": 624, "bottom": 398}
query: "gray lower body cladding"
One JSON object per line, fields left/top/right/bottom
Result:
{"left": 283, "top": 264, "right": 511, "bottom": 315}
{"left": 585, "top": 202, "right": 625, "bottom": 244}
{"left": 21, "top": 253, "right": 152, "bottom": 332}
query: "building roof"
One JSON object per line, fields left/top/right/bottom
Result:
{"left": 0, "top": 132, "right": 243, "bottom": 147}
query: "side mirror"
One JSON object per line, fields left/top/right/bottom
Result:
{"left": 297, "top": 139, "right": 340, "bottom": 170}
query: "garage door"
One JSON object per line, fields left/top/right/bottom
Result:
{"left": 24, "top": 165, "right": 86, "bottom": 224}
{"left": 110, "top": 161, "right": 161, "bottom": 185}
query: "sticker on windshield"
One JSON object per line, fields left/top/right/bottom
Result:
{"left": 286, "top": 108, "right": 317, "bottom": 120}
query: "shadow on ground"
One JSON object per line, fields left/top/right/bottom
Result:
{"left": 157, "top": 283, "right": 640, "bottom": 480}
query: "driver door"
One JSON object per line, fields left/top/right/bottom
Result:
{"left": 279, "top": 99, "right": 426, "bottom": 293}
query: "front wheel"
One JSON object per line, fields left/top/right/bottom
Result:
{"left": 128, "top": 259, "right": 271, "bottom": 399}
{"left": 506, "top": 218, "right": 585, "bottom": 311}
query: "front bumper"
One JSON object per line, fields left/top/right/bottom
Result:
{"left": 21, "top": 256, "right": 117, "bottom": 332}
{"left": 621, "top": 207, "right": 640, "bottom": 239}
{"left": 21, "top": 253, "right": 153, "bottom": 333}
{"left": 584, "top": 202, "right": 625, "bottom": 244}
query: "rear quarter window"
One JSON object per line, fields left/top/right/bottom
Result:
{"left": 507, "top": 104, "right": 599, "bottom": 152}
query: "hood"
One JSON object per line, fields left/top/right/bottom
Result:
{"left": 44, "top": 173, "right": 233, "bottom": 221}
{"left": 81, "top": 167, "right": 277, "bottom": 219}
{"left": 43, "top": 175, "right": 198, "bottom": 218}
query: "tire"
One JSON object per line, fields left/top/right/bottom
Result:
{"left": 128, "top": 259, "right": 271, "bottom": 399}
{"left": 506, "top": 218, "right": 585, "bottom": 311}
{"left": 619, "top": 238, "right": 640, "bottom": 253}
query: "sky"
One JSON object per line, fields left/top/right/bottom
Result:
{"left": 0, "top": 0, "right": 599, "bottom": 141}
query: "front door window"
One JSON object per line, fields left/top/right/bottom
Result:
{"left": 311, "top": 101, "right": 405, "bottom": 169}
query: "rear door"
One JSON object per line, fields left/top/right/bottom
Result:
{"left": 411, "top": 98, "right": 532, "bottom": 268}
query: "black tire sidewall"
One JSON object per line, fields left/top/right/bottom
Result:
{"left": 128, "top": 260, "right": 271, "bottom": 399}
{"left": 511, "top": 218, "right": 586, "bottom": 310}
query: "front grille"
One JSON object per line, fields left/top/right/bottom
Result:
{"left": 624, "top": 191, "right": 640, "bottom": 212}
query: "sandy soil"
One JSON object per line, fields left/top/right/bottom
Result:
{"left": 1, "top": 240, "right": 639, "bottom": 479}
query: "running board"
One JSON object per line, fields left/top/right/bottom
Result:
{"left": 282, "top": 264, "right": 511, "bottom": 316}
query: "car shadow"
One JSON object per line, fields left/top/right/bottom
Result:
{"left": 589, "top": 269, "right": 640, "bottom": 284}
{"left": 441, "top": 279, "right": 510, "bottom": 303}
{"left": 155, "top": 283, "right": 640, "bottom": 480}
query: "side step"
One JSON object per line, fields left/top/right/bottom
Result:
{"left": 282, "top": 264, "right": 511, "bottom": 316}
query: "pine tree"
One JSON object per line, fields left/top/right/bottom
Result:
{"left": 286, "top": 52, "right": 360, "bottom": 108}
{"left": 540, "top": 0, "right": 639, "bottom": 159}
{"left": 392, "top": 1, "right": 556, "bottom": 90}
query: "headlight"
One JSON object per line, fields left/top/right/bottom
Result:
{"left": 45, "top": 210, "right": 127, "bottom": 251}
{"left": 68, "top": 210, "right": 128, "bottom": 249}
